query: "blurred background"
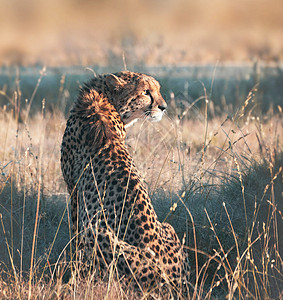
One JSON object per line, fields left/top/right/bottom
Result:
{"left": 1, "top": 0, "right": 283, "bottom": 66}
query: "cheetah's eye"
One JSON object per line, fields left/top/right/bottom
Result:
{"left": 142, "top": 90, "right": 150, "bottom": 96}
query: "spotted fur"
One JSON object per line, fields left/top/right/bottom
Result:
{"left": 61, "top": 71, "right": 188, "bottom": 293}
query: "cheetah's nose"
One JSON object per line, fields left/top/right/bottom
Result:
{"left": 158, "top": 103, "right": 167, "bottom": 111}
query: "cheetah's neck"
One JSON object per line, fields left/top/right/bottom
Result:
{"left": 73, "top": 87, "right": 126, "bottom": 147}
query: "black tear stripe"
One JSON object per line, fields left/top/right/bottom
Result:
{"left": 148, "top": 92, "right": 154, "bottom": 111}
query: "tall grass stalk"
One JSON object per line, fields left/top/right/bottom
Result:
{"left": 28, "top": 100, "right": 45, "bottom": 300}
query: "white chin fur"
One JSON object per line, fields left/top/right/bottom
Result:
{"left": 150, "top": 112, "right": 164, "bottom": 122}
{"left": 125, "top": 118, "right": 139, "bottom": 128}
{"left": 124, "top": 112, "right": 164, "bottom": 128}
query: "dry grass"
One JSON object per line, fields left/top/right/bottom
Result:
{"left": 0, "top": 0, "right": 283, "bottom": 66}
{"left": 0, "top": 69, "right": 282, "bottom": 299}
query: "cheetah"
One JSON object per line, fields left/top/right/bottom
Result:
{"left": 61, "top": 71, "right": 188, "bottom": 294}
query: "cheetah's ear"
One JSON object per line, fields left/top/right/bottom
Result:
{"left": 106, "top": 74, "right": 126, "bottom": 92}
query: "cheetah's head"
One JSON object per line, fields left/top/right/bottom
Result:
{"left": 105, "top": 72, "right": 167, "bottom": 128}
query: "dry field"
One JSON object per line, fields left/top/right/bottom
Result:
{"left": 1, "top": 0, "right": 283, "bottom": 66}
{"left": 0, "top": 66, "right": 282, "bottom": 299}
